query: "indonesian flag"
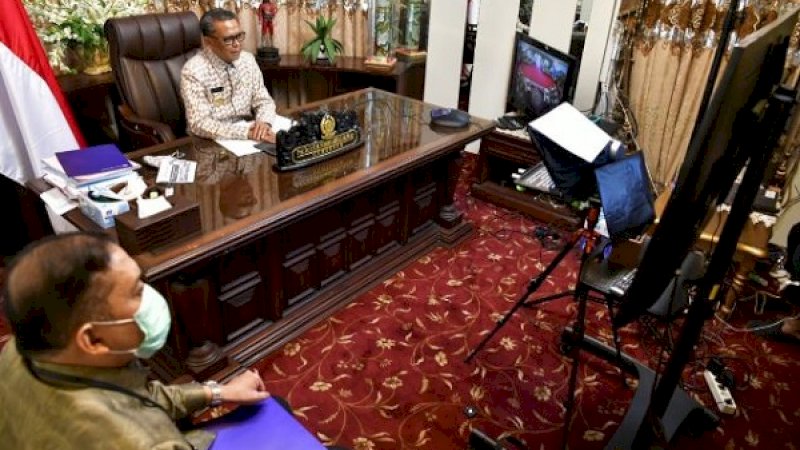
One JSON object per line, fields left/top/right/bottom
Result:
{"left": 0, "top": 0, "right": 86, "bottom": 185}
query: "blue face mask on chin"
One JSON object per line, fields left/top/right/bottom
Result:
{"left": 90, "top": 283, "right": 172, "bottom": 359}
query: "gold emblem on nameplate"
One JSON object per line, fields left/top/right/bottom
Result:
{"left": 320, "top": 114, "right": 336, "bottom": 140}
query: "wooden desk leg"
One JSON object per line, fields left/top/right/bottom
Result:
{"left": 437, "top": 152, "right": 464, "bottom": 228}
{"left": 169, "top": 277, "right": 229, "bottom": 380}
{"left": 719, "top": 257, "right": 756, "bottom": 319}
{"left": 437, "top": 152, "right": 473, "bottom": 245}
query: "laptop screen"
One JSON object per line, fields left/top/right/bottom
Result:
{"left": 594, "top": 152, "right": 655, "bottom": 240}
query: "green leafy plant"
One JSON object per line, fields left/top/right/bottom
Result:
{"left": 300, "top": 16, "right": 344, "bottom": 64}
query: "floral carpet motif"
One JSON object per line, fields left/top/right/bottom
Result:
{"left": 253, "top": 153, "right": 800, "bottom": 449}
{"left": 1, "top": 155, "right": 798, "bottom": 449}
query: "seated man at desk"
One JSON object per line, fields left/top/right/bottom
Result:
{"left": 181, "top": 8, "right": 277, "bottom": 143}
{"left": 0, "top": 232, "right": 270, "bottom": 449}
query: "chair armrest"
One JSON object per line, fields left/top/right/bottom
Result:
{"left": 118, "top": 104, "right": 177, "bottom": 149}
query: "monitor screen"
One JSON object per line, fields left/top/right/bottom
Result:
{"left": 508, "top": 32, "right": 577, "bottom": 120}
{"left": 613, "top": 7, "right": 799, "bottom": 327}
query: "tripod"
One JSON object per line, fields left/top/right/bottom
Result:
{"left": 464, "top": 204, "right": 629, "bottom": 449}
{"left": 465, "top": 205, "right": 611, "bottom": 363}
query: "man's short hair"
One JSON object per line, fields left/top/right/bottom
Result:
{"left": 200, "top": 8, "right": 238, "bottom": 37}
{"left": 4, "top": 232, "right": 116, "bottom": 356}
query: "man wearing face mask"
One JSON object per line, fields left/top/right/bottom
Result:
{"left": 181, "top": 8, "right": 277, "bottom": 143}
{"left": 0, "top": 232, "right": 269, "bottom": 449}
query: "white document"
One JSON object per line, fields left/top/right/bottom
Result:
{"left": 215, "top": 115, "right": 295, "bottom": 156}
{"left": 156, "top": 159, "right": 197, "bottom": 184}
{"left": 529, "top": 103, "right": 611, "bottom": 163}
{"left": 215, "top": 138, "right": 261, "bottom": 157}
{"left": 40, "top": 187, "right": 78, "bottom": 215}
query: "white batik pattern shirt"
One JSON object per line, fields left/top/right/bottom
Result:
{"left": 181, "top": 47, "right": 276, "bottom": 139}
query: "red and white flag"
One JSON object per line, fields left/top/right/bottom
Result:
{"left": 0, "top": 0, "right": 86, "bottom": 185}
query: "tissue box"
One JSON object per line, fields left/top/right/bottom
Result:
{"left": 78, "top": 195, "right": 130, "bottom": 229}
{"left": 115, "top": 195, "right": 201, "bottom": 254}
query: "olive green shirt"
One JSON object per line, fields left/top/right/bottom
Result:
{"left": 0, "top": 340, "right": 215, "bottom": 449}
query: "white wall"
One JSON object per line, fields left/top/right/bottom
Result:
{"left": 529, "top": 0, "right": 578, "bottom": 54}
{"left": 573, "top": 0, "right": 621, "bottom": 112}
{"left": 467, "top": 0, "right": 520, "bottom": 121}
{"left": 423, "top": 0, "right": 468, "bottom": 108}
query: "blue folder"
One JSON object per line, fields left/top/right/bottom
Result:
{"left": 204, "top": 397, "right": 326, "bottom": 450}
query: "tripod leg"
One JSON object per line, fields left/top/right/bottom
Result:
{"left": 604, "top": 295, "right": 626, "bottom": 386}
{"left": 466, "top": 233, "right": 580, "bottom": 363}
{"left": 525, "top": 290, "right": 576, "bottom": 308}
{"left": 560, "top": 285, "right": 590, "bottom": 450}
{"left": 465, "top": 290, "right": 532, "bottom": 363}
{"left": 561, "top": 346, "right": 581, "bottom": 450}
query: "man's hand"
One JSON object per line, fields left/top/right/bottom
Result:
{"left": 220, "top": 369, "right": 269, "bottom": 405}
{"left": 248, "top": 121, "right": 276, "bottom": 143}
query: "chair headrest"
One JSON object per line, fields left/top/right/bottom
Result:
{"left": 105, "top": 12, "right": 201, "bottom": 61}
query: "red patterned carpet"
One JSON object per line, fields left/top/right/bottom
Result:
{"left": 1, "top": 154, "right": 799, "bottom": 449}
{"left": 252, "top": 153, "right": 800, "bottom": 449}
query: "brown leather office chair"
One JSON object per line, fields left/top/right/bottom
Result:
{"left": 105, "top": 12, "right": 201, "bottom": 150}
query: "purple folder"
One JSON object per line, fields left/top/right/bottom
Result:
{"left": 204, "top": 397, "right": 326, "bottom": 450}
{"left": 55, "top": 144, "right": 132, "bottom": 179}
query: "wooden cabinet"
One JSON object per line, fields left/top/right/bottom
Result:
{"left": 471, "top": 131, "right": 580, "bottom": 227}
{"left": 259, "top": 55, "right": 425, "bottom": 106}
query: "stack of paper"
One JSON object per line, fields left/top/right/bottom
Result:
{"left": 216, "top": 115, "right": 296, "bottom": 157}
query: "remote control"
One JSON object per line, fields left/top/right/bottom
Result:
{"left": 704, "top": 370, "right": 736, "bottom": 415}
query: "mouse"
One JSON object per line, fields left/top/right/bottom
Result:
{"left": 430, "top": 108, "right": 470, "bottom": 128}
{"left": 254, "top": 142, "right": 276, "bottom": 156}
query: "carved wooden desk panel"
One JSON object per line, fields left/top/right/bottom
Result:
{"left": 31, "top": 89, "right": 492, "bottom": 382}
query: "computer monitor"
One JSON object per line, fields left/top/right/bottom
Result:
{"left": 508, "top": 32, "right": 578, "bottom": 121}
{"left": 613, "top": 7, "right": 799, "bottom": 327}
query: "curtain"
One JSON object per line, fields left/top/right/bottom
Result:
{"left": 625, "top": 0, "right": 794, "bottom": 189}
{"left": 158, "top": 1, "right": 368, "bottom": 57}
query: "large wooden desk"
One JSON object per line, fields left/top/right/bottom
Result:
{"left": 30, "top": 89, "right": 493, "bottom": 382}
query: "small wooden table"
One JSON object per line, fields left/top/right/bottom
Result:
{"left": 654, "top": 189, "right": 774, "bottom": 317}
{"left": 470, "top": 129, "right": 581, "bottom": 227}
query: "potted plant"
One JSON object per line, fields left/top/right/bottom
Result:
{"left": 300, "top": 16, "right": 344, "bottom": 65}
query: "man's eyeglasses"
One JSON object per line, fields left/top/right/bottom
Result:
{"left": 215, "top": 32, "right": 246, "bottom": 47}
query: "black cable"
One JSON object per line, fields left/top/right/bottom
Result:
{"left": 23, "top": 357, "right": 172, "bottom": 416}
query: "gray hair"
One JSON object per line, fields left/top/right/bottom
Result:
{"left": 199, "top": 8, "right": 238, "bottom": 37}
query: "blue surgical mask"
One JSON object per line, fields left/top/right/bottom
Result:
{"left": 90, "top": 283, "right": 172, "bottom": 359}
